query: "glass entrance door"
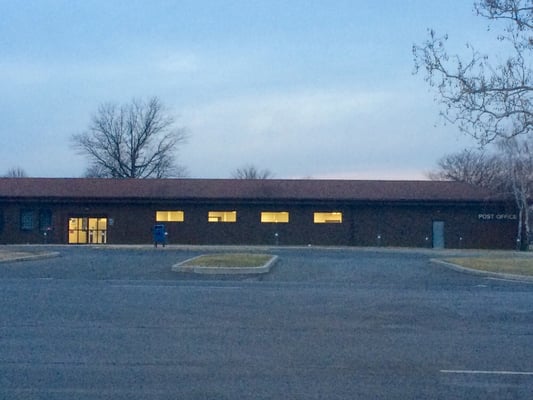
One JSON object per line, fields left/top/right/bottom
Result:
{"left": 68, "top": 217, "right": 107, "bottom": 244}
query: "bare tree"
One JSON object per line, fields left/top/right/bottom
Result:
{"left": 4, "top": 167, "right": 28, "bottom": 178}
{"left": 499, "top": 137, "right": 533, "bottom": 249}
{"left": 413, "top": 0, "right": 532, "bottom": 145}
{"left": 72, "top": 97, "right": 188, "bottom": 178}
{"left": 430, "top": 144, "right": 533, "bottom": 248}
{"left": 428, "top": 148, "right": 507, "bottom": 191}
{"left": 231, "top": 164, "right": 273, "bottom": 179}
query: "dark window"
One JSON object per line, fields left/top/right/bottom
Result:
{"left": 39, "top": 209, "right": 52, "bottom": 231}
{"left": 20, "top": 210, "right": 34, "bottom": 231}
{"left": 0, "top": 210, "right": 4, "bottom": 233}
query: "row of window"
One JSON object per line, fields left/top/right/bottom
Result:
{"left": 20, "top": 209, "right": 52, "bottom": 231}
{"left": 156, "top": 210, "right": 343, "bottom": 224}
{"left": 11, "top": 209, "right": 342, "bottom": 232}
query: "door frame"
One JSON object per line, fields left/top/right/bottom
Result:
{"left": 432, "top": 220, "right": 445, "bottom": 249}
{"left": 68, "top": 216, "right": 108, "bottom": 244}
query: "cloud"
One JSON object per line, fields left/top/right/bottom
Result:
{"left": 155, "top": 52, "right": 199, "bottom": 73}
{"left": 0, "top": 51, "right": 474, "bottom": 179}
{"left": 184, "top": 88, "right": 390, "bottom": 135}
{"left": 179, "top": 83, "right": 477, "bottom": 179}
{"left": 0, "top": 59, "right": 131, "bottom": 87}
{"left": 180, "top": 87, "right": 454, "bottom": 179}
{"left": 310, "top": 168, "right": 429, "bottom": 181}
{"left": 0, "top": 61, "right": 53, "bottom": 85}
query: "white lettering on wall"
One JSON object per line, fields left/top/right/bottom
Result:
{"left": 496, "top": 214, "right": 517, "bottom": 220}
{"left": 478, "top": 213, "right": 517, "bottom": 221}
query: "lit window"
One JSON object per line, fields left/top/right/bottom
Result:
{"left": 314, "top": 212, "right": 342, "bottom": 224}
{"left": 261, "top": 212, "right": 289, "bottom": 223}
{"left": 156, "top": 211, "right": 184, "bottom": 222}
{"left": 208, "top": 211, "right": 237, "bottom": 222}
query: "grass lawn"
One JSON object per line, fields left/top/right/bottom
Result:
{"left": 444, "top": 256, "right": 533, "bottom": 276}
{"left": 181, "top": 253, "right": 273, "bottom": 268}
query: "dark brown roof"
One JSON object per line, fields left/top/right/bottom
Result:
{"left": 0, "top": 178, "right": 499, "bottom": 203}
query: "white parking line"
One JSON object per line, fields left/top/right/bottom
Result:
{"left": 108, "top": 283, "right": 242, "bottom": 290}
{"left": 486, "top": 277, "right": 533, "bottom": 285}
{"left": 441, "top": 370, "right": 533, "bottom": 376}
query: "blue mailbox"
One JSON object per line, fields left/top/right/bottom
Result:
{"left": 153, "top": 224, "right": 167, "bottom": 247}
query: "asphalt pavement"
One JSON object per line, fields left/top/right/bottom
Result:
{"left": 0, "top": 246, "right": 532, "bottom": 399}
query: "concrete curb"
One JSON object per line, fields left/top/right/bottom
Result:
{"left": 0, "top": 251, "right": 60, "bottom": 264}
{"left": 172, "top": 255, "right": 279, "bottom": 275}
{"left": 430, "top": 258, "right": 533, "bottom": 283}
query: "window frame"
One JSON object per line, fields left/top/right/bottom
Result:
{"left": 156, "top": 210, "right": 185, "bottom": 222}
{"left": 260, "top": 211, "right": 290, "bottom": 223}
{"left": 313, "top": 212, "right": 343, "bottom": 224}
{"left": 39, "top": 209, "right": 53, "bottom": 231}
{"left": 20, "top": 209, "right": 34, "bottom": 231}
{"left": 208, "top": 211, "right": 237, "bottom": 223}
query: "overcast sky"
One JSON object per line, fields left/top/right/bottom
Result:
{"left": 1, "top": 0, "right": 491, "bottom": 179}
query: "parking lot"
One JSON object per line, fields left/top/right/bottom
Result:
{"left": 1, "top": 246, "right": 532, "bottom": 399}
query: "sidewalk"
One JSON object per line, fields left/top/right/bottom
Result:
{"left": 0, "top": 248, "right": 59, "bottom": 263}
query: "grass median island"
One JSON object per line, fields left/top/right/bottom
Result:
{"left": 444, "top": 256, "right": 533, "bottom": 277}
{"left": 182, "top": 253, "right": 273, "bottom": 268}
{"left": 172, "top": 252, "right": 277, "bottom": 275}
{"left": 172, "top": 253, "right": 278, "bottom": 275}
